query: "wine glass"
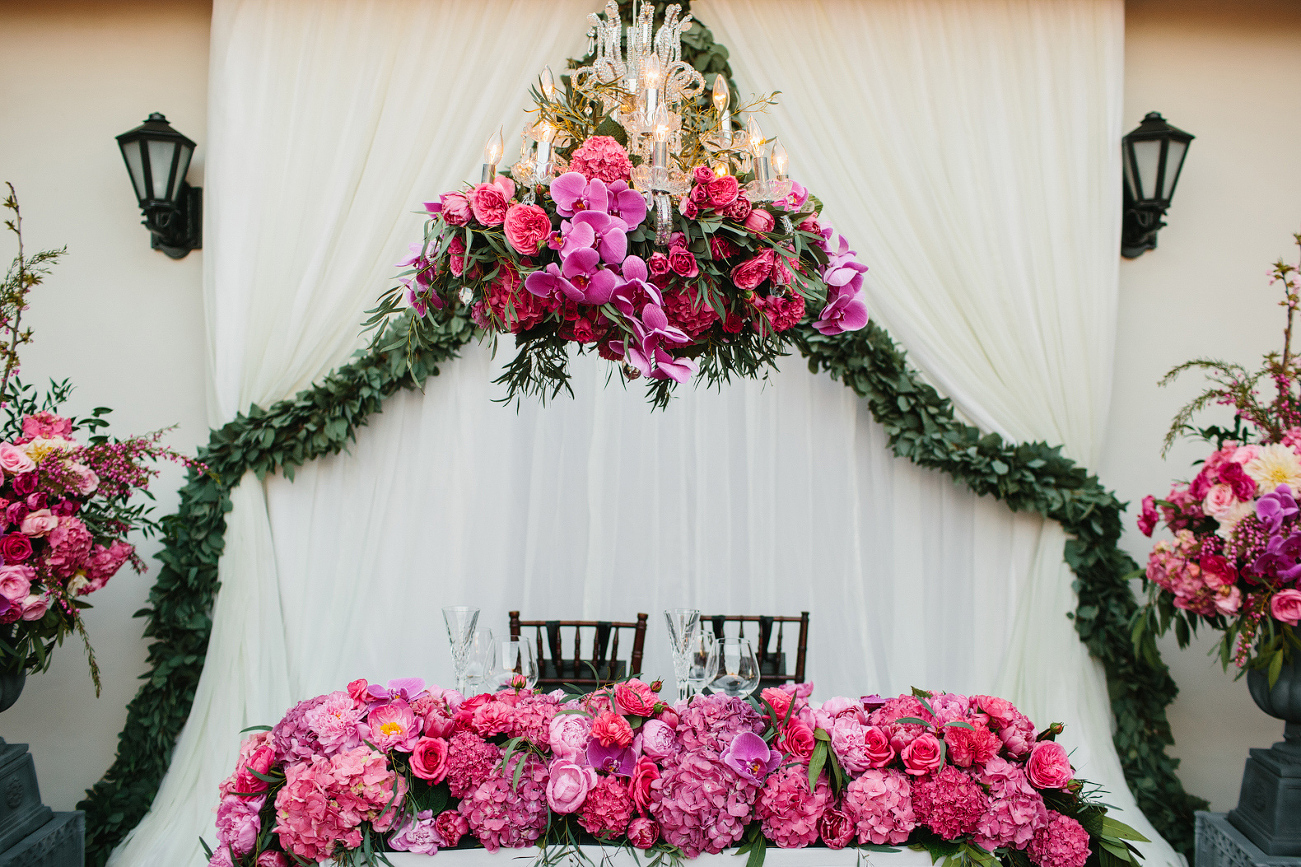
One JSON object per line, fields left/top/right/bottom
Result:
{"left": 710, "top": 638, "right": 761, "bottom": 697}
{"left": 664, "top": 608, "right": 700, "bottom": 702}
{"left": 442, "top": 606, "right": 479, "bottom": 696}
{"left": 463, "top": 628, "right": 496, "bottom": 695}
{"left": 495, "top": 638, "right": 539, "bottom": 690}
{"left": 684, "top": 629, "right": 719, "bottom": 699}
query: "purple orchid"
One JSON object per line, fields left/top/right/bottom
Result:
{"left": 1257, "top": 484, "right": 1299, "bottom": 534}
{"left": 721, "top": 731, "right": 782, "bottom": 783}
{"left": 605, "top": 180, "right": 647, "bottom": 230}
{"left": 586, "top": 738, "right": 637, "bottom": 776}
{"left": 611, "top": 256, "right": 662, "bottom": 318}
{"left": 550, "top": 172, "right": 610, "bottom": 219}
{"left": 814, "top": 226, "right": 870, "bottom": 336}
{"left": 366, "top": 677, "right": 427, "bottom": 710}
{"left": 525, "top": 247, "right": 617, "bottom": 305}
{"left": 560, "top": 211, "right": 628, "bottom": 265}
{"left": 861, "top": 694, "right": 888, "bottom": 712}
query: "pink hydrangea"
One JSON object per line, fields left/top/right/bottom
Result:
{"left": 44, "top": 515, "right": 93, "bottom": 577}
{"left": 756, "top": 765, "right": 832, "bottom": 848}
{"left": 458, "top": 753, "right": 550, "bottom": 851}
{"left": 22, "top": 411, "right": 73, "bottom": 440}
{"left": 1028, "top": 810, "right": 1092, "bottom": 867}
{"left": 273, "top": 747, "right": 404, "bottom": 863}
{"left": 912, "top": 766, "right": 989, "bottom": 839}
{"left": 973, "top": 758, "right": 1048, "bottom": 850}
{"left": 650, "top": 750, "right": 761, "bottom": 856}
{"left": 304, "top": 691, "right": 364, "bottom": 755}
{"left": 508, "top": 692, "right": 559, "bottom": 746}
{"left": 272, "top": 694, "right": 328, "bottom": 762}
{"left": 674, "top": 694, "right": 765, "bottom": 761}
{"left": 578, "top": 775, "right": 635, "bottom": 838}
{"left": 568, "top": 136, "right": 633, "bottom": 184}
{"left": 444, "top": 731, "right": 502, "bottom": 798}
{"left": 842, "top": 768, "right": 916, "bottom": 845}
{"left": 215, "top": 794, "right": 264, "bottom": 856}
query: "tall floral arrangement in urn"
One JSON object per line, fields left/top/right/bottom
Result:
{"left": 0, "top": 184, "right": 199, "bottom": 695}
{"left": 1133, "top": 233, "right": 1301, "bottom": 685}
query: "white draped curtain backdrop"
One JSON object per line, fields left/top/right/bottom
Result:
{"left": 110, "top": 2, "right": 1178, "bottom": 867}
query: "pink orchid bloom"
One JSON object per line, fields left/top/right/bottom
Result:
{"left": 550, "top": 172, "right": 609, "bottom": 219}
{"left": 605, "top": 180, "right": 647, "bottom": 230}
{"left": 561, "top": 211, "right": 628, "bottom": 264}
{"left": 611, "top": 256, "right": 662, "bottom": 318}
{"left": 525, "top": 247, "right": 617, "bottom": 305}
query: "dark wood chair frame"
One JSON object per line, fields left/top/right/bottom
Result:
{"left": 702, "top": 612, "right": 810, "bottom": 686}
{"left": 508, "top": 611, "right": 649, "bottom": 689}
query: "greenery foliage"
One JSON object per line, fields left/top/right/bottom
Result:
{"left": 79, "top": 4, "right": 1202, "bottom": 863}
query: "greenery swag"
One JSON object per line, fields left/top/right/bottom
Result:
{"left": 77, "top": 5, "right": 1205, "bottom": 864}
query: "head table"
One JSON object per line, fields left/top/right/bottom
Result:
{"left": 383, "top": 845, "right": 935, "bottom": 867}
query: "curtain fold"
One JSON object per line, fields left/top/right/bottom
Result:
{"left": 112, "top": 3, "right": 1174, "bottom": 866}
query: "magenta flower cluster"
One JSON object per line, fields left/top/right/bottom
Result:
{"left": 210, "top": 680, "right": 1109, "bottom": 867}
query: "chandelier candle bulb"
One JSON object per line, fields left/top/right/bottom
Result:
{"left": 533, "top": 121, "right": 556, "bottom": 185}
{"left": 481, "top": 128, "right": 503, "bottom": 183}
{"left": 540, "top": 65, "right": 557, "bottom": 103}
{"left": 642, "top": 52, "right": 662, "bottom": 125}
{"left": 712, "top": 75, "right": 732, "bottom": 147}
{"left": 772, "top": 141, "right": 789, "bottom": 179}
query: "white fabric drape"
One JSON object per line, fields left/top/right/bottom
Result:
{"left": 112, "top": 3, "right": 1180, "bottom": 867}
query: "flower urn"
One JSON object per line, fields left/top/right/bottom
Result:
{"left": 1227, "top": 656, "right": 1301, "bottom": 855}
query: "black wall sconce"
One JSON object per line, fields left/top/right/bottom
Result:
{"left": 1121, "top": 111, "right": 1193, "bottom": 259}
{"left": 116, "top": 112, "right": 202, "bottom": 259}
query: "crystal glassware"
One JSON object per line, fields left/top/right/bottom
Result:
{"left": 463, "top": 628, "right": 496, "bottom": 695}
{"left": 442, "top": 606, "right": 480, "bottom": 696}
{"left": 683, "top": 629, "right": 719, "bottom": 699}
{"left": 495, "top": 638, "right": 539, "bottom": 690}
{"left": 709, "top": 638, "right": 761, "bottom": 698}
{"left": 664, "top": 608, "right": 701, "bottom": 702}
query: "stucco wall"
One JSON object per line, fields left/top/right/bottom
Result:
{"left": 0, "top": 0, "right": 1298, "bottom": 830}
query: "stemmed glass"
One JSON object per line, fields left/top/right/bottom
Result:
{"left": 664, "top": 608, "right": 700, "bottom": 702}
{"left": 494, "top": 638, "right": 539, "bottom": 690}
{"left": 442, "top": 606, "right": 479, "bottom": 696}
{"left": 709, "top": 638, "right": 761, "bottom": 697}
{"left": 684, "top": 629, "right": 719, "bottom": 699}
{"left": 464, "top": 628, "right": 496, "bottom": 695}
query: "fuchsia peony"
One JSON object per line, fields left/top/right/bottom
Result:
{"left": 389, "top": 810, "right": 442, "bottom": 855}
{"left": 215, "top": 795, "right": 263, "bottom": 856}
{"left": 547, "top": 760, "right": 598, "bottom": 814}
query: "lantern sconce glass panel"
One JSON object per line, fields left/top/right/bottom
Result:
{"left": 116, "top": 113, "right": 202, "bottom": 259}
{"left": 1121, "top": 111, "right": 1193, "bottom": 259}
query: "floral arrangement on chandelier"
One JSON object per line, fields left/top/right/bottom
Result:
{"left": 367, "top": 2, "right": 870, "bottom": 408}
{"left": 204, "top": 677, "right": 1147, "bottom": 867}
{"left": 0, "top": 184, "right": 199, "bottom": 691}
{"left": 1133, "top": 233, "right": 1301, "bottom": 682}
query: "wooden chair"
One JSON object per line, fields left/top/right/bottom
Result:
{"left": 508, "top": 611, "right": 649, "bottom": 689}
{"left": 702, "top": 612, "right": 809, "bottom": 690}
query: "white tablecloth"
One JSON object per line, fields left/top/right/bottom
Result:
{"left": 383, "top": 846, "right": 936, "bottom": 867}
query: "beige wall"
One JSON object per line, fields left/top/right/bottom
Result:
{"left": 1107, "top": 0, "right": 1301, "bottom": 811}
{"left": 0, "top": 0, "right": 1298, "bottom": 827}
{"left": 0, "top": 0, "right": 212, "bottom": 811}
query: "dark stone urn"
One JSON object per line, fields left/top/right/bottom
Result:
{"left": 0, "top": 669, "right": 86, "bottom": 867}
{"left": 1228, "top": 656, "right": 1301, "bottom": 856}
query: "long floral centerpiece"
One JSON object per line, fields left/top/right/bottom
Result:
{"left": 205, "top": 678, "right": 1146, "bottom": 867}
{"left": 367, "top": 3, "right": 871, "bottom": 409}
{"left": 1133, "top": 234, "right": 1301, "bottom": 680}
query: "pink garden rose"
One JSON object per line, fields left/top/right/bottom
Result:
{"left": 731, "top": 250, "right": 776, "bottom": 292}
{"left": 546, "top": 759, "right": 597, "bottom": 814}
{"left": 627, "top": 816, "right": 660, "bottom": 849}
{"left": 504, "top": 203, "right": 551, "bottom": 255}
{"left": 0, "top": 444, "right": 34, "bottom": 475}
{"left": 19, "top": 593, "right": 49, "bottom": 621}
{"left": 591, "top": 710, "right": 634, "bottom": 747}
{"left": 1027, "top": 741, "right": 1074, "bottom": 789}
{"left": 0, "top": 565, "right": 32, "bottom": 603}
{"left": 902, "top": 733, "right": 944, "bottom": 775}
{"left": 19, "top": 508, "right": 58, "bottom": 537}
{"left": 744, "top": 209, "right": 775, "bottom": 234}
{"left": 705, "top": 175, "right": 740, "bottom": 210}
{"left": 614, "top": 679, "right": 659, "bottom": 716}
{"left": 667, "top": 245, "right": 699, "bottom": 278}
{"left": 1271, "top": 589, "right": 1301, "bottom": 625}
{"left": 435, "top": 191, "right": 472, "bottom": 226}
{"left": 470, "top": 177, "right": 515, "bottom": 226}
{"left": 410, "top": 736, "right": 450, "bottom": 782}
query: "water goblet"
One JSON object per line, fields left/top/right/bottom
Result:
{"left": 442, "top": 606, "right": 479, "bottom": 696}
{"left": 463, "top": 628, "right": 496, "bottom": 695}
{"left": 709, "top": 638, "right": 761, "bottom": 698}
{"left": 664, "top": 608, "right": 701, "bottom": 702}
{"left": 684, "top": 629, "right": 719, "bottom": 699}
{"left": 494, "top": 638, "right": 539, "bottom": 690}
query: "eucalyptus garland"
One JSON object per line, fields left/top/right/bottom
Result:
{"left": 77, "top": 4, "right": 1203, "bottom": 863}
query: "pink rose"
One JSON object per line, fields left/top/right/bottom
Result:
{"left": 628, "top": 817, "right": 660, "bottom": 849}
{"left": 902, "top": 733, "right": 943, "bottom": 776}
{"left": 19, "top": 508, "right": 58, "bottom": 537}
{"left": 1203, "top": 484, "right": 1242, "bottom": 523}
{"left": 447, "top": 236, "right": 467, "bottom": 278}
{"left": 706, "top": 175, "right": 740, "bottom": 209}
{"left": 256, "top": 852, "right": 289, "bottom": 867}
{"left": 1, "top": 534, "right": 31, "bottom": 563}
{"left": 724, "top": 195, "right": 753, "bottom": 222}
{"left": 639, "top": 718, "right": 677, "bottom": 760}
{"left": 744, "top": 209, "right": 775, "bottom": 234}
{"left": 504, "top": 203, "right": 551, "bottom": 255}
{"left": 547, "top": 759, "right": 598, "bottom": 813}
{"left": 591, "top": 710, "right": 634, "bottom": 747}
{"left": 731, "top": 249, "right": 776, "bottom": 292}
{"left": 470, "top": 178, "right": 514, "bottom": 226}
{"left": 438, "top": 191, "right": 473, "bottom": 226}
{"left": 614, "top": 679, "right": 659, "bottom": 716}
{"left": 67, "top": 463, "right": 98, "bottom": 495}
{"left": 1026, "top": 741, "right": 1074, "bottom": 789}
{"left": 0, "top": 444, "right": 34, "bottom": 475}
{"left": 667, "top": 245, "right": 698, "bottom": 278}
{"left": 410, "top": 736, "right": 450, "bottom": 782}
{"left": 864, "top": 725, "right": 896, "bottom": 768}
{"left": 434, "top": 810, "right": 469, "bottom": 847}
{"left": 1137, "top": 495, "right": 1158, "bottom": 536}
{"left": 647, "top": 252, "right": 671, "bottom": 276}
{"left": 680, "top": 199, "right": 699, "bottom": 220}
{"left": 761, "top": 687, "right": 794, "bottom": 721}
{"left": 692, "top": 165, "right": 716, "bottom": 185}
{"left": 347, "top": 678, "right": 369, "bottom": 707}
{"left": 1214, "top": 585, "right": 1244, "bottom": 616}
{"left": 629, "top": 755, "right": 660, "bottom": 812}
{"left": 0, "top": 565, "right": 32, "bottom": 603}
{"left": 777, "top": 719, "right": 816, "bottom": 763}
{"left": 819, "top": 807, "right": 855, "bottom": 849}
{"left": 18, "top": 593, "right": 48, "bottom": 621}
{"left": 1271, "top": 589, "right": 1301, "bottom": 626}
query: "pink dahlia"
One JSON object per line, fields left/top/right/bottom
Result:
{"left": 1028, "top": 811, "right": 1092, "bottom": 867}
{"left": 444, "top": 731, "right": 502, "bottom": 797}
{"left": 458, "top": 753, "right": 550, "bottom": 851}
{"left": 650, "top": 750, "right": 761, "bottom": 856}
{"left": 973, "top": 758, "right": 1048, "bottom": 850}
{"left": 675, "top": 694, "right": 766, "bottom": 761}
{"left": 568, "top": 135, "right": 633, "bottom": 184}
{"left": 913, "top": 766, "right": 989, "bottom": 839}
{"left": 578, "top": 775, "right": 635, "bottom": 838}
{"left": 842, "top": 768, "right": 916, "bottom": 845}
{"left": 756, "top": 765, "right": 832, "bottom": 849}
